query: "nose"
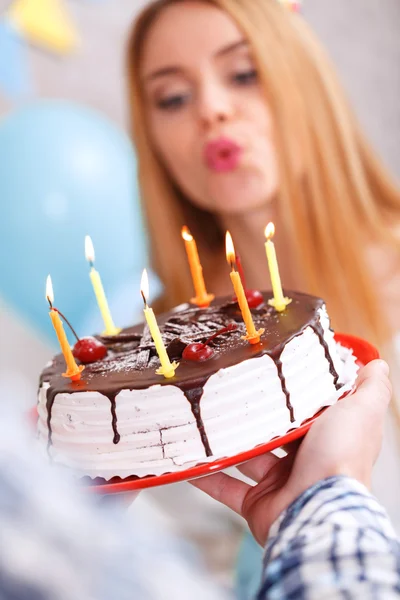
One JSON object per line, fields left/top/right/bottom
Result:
{"left": 197, "top": 80, "right": 235, "bottom": 130}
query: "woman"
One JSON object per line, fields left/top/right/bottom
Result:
{"left": 127, "top": 0, "right": 400, "bottom": 345}
{"left": 126, "top": 0, "right": 400, "bottom": 544}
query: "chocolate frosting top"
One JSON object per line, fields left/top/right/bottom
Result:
{"left": 40, "top": 290, "right": 330, "bottom": 396}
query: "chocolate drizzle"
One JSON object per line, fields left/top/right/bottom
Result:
{"left": 181, "top": 384, "right": 212, "bottom": 457}
{"left": 40, "top": 291, "right": 342, "bottom": 455}
{"left": 311, "top": 319, "right": 341, "bottom": 390}
{"left": 46, "top": 388, "right": 56, "bottom": 450}
{"left": 271, "top": 349, "right": 295, "bottom": 422}
{"left": 108, "top": 392, "right": 121, "bottom": 444}
{"left": 44, "top": 385, "right": 120, "bottom": 448}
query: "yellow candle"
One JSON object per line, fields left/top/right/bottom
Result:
{"left": 85, "top": 235, "right": 120, "bottom": 336}
{"left": 225, "top": 232, "right": 264, "bottom": 345}
{"left": 181, "top": 226, "right": 214, "bottom": 307}
{"left": 264, "top": 223, "right": 292, "bottom": 312}
{"left": 46, "top": 276, "right": 84, "bottom": 381}
{"left": 140, "top": 269, "right": 178, "bottom": 379}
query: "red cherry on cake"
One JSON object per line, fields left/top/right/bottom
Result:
{"left": 183, "top": 323, "right": 237, "bottom": 362}
{"left": 233, "top": 290, "right": 263, "bottom": 309}
{"left": 183, "top": 343, "right": 214, "bottom": 362}
{"left": 73, "top": 336, "right": 107, "bottom": 364}
{"left": 245, "top": 290, "right": 264, "bottom": 308}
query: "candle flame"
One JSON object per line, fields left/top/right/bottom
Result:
{"left": 140, "top": 269, "right": 149, "bottom": 304}
{"left": 264, "top": 222, "right": 275, "bottom": 241}
{"left": 181, "top": 226, "right": 193, "bottom": 242}
{"left": 46, "top": 275, "right": 54, "bottom": 305}
{"left": 225, "top": 231, "right": 236, "bottom": 269}
{"left": 85, "top": 235, "right": 95, "bottom": 263}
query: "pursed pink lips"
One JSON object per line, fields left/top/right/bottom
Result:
{"left": 204, "top": 138, "right": 243, "bottom": 173}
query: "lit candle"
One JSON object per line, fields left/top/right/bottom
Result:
{"left": 46, "top": 275, "right": 84, "bottom": 381}
{"left": 225, "top": 232, "right": 264, "bottom": 345}
{"left": 85, "top": 235, "right": 120, "bottom": 336}
{"left": 140, "top": 269, "right": 179, "bottom": 379}
{"left": 181, "top": 226, "right": 214, "bottom": 307}
{"left": 264, "top": 223, "right": 292, "bottom": 312}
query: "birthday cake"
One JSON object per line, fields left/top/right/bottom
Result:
{"left": 37, "top": 291, "right": 358, "bottom": 480}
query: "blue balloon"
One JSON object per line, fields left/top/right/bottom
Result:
{"left": 0, "top": 101, "right": 151, "bottom": 343}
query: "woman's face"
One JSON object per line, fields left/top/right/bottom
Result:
{"left": 141, "top": 1, "right": 279, "bottom": 215}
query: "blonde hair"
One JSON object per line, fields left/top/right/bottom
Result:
{"left": 127, "top": 0, "right": 400, "bottom": 348}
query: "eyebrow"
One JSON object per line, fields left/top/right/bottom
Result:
{"left": 216, "top": 39, "right": 247, "bottom": 58}
{"left": 145, "top": 39, "right": 248, "bottom": 82}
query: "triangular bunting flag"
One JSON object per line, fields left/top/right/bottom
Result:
{"left": 0, "top": 20, "right": 32, "bottom": 100}
{"left": 7, "top": 0, "right": 79, "bottom": 55}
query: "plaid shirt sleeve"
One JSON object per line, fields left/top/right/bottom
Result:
{"left": 257, "top": 476, "right": 400, "bottom": 600}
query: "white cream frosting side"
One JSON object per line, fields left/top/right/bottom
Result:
{"left": 37, "top": 306, "right": 359, "bottom": 480}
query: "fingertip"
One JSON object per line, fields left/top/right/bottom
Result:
{"left": 372, "top": 359, "right": 390, "bottom": 376}
{"left": 356, "top": 359, "right": 389, "bottom": 388}
{"left": 355, "top": 359, "right": 392, "bottom": 409}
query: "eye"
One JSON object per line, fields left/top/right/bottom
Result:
{"left": 232, "top": 69, "right": 258, "bottom": 85}
{"left": 156, "top": 93, "right": 191, "bottom": 111}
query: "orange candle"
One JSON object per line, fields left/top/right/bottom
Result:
{"left": 181, "top": 226, "right": 214, "bottom": 307}
{"left": 225, "top": 232, "right": 264, "bottom": 345}
{"left": 46, "top": 275, "right": 84, "bottom": 381}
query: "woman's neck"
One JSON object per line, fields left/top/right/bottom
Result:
{"left": 209, "top": 205, "right": 299, "bottom": 297}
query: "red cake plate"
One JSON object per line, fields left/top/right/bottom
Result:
{"left": 70, "top": 333, "right": 377, "bottom": 495}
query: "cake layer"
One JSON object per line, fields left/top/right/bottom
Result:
{"left": 37, "top": 292, "right": 359, "bottom": 479}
